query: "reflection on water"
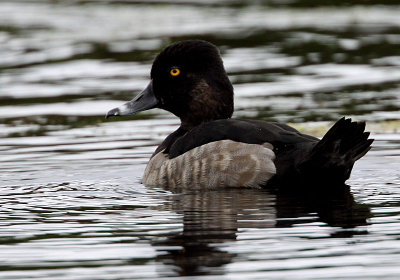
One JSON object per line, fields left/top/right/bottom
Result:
{"left": 154, "top": 186, "right": 370, "bottom": 276}
{"left": 1, "top": 0, "right": 400, "bottom": 279}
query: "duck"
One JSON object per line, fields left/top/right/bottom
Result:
{"left": 106, "top": 40, "right": 373, "bottom": 190}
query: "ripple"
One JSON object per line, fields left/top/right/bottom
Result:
{"left": 1, "top": 1, "right": 400, "bottom": 279}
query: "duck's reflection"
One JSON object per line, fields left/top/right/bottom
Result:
{"left": 275, "top": 185, "right": 371, "bottom": 229}
{"left": 153, "top": 185, "right": 370, "bottom": 276}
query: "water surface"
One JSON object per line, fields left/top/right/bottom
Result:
{"left": 1, "top": 1, "right": 400, "bottom": 279}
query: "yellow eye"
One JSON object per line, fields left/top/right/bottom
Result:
{"left": 170, "top": 67, "right": 180, "bottom": 77}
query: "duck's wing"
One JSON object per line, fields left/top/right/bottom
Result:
{"left": 167, "top": 119, "right": 318, "bottom": 159}
{"left": 164, "top": 118, "right": 373, "bottom": 188}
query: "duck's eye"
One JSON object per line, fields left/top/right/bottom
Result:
{"left": 170, "top": 67, "right": 181, "bottom": 77}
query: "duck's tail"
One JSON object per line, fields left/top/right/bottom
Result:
{"left": 298, "top": 117, "right": 374, "bottom": 186}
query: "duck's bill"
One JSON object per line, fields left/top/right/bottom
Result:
{"left": 106, "top": 81, "right": 158, "bottom": 119}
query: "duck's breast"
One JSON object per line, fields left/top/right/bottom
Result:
{"left": 142, "top": 140, "right": 276, "bottom": 190}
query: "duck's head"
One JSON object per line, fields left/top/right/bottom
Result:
{"left": 106, "top": 40, "right": 234, "bottom": 128}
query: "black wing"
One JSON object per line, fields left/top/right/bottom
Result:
{"left": 166, "top": 119, "right": 319, "bottom": 159}
{"left": 157, "top": 118, "right": 372, "bottom": 188}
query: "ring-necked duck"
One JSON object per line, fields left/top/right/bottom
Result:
{"left": 107, "top": 40, "right": 373, "bottom": 189}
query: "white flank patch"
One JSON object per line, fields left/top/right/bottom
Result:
{"left": 142, "top": 140, "right": 276, "bottom": 190}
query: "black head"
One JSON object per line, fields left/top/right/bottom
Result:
{"left": 106, "top": 40, "right": 234, "bottom": 128}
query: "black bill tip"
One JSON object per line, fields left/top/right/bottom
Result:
{"left": 105, "top": 81, "right": 157, "bottom": 120}
{"left": 105, "top": 107, "right": 120, "bottom": 119}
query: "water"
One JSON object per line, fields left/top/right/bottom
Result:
{"left": 1, "top": 0, "right": 400, "bottom": 279}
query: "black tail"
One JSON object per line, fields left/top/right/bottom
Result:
{"left": 299, "top": 117, "right": 374, "bottom": 185}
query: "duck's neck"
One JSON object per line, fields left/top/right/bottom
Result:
{"left": 179, "top": 78, "right": 234, "bottom": 129}
{"left": 180, "top": 115, "right": 232, "bottom": 130}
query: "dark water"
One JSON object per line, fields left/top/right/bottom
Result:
{"left": 1, "top": 1, "right": 400, "bottom": 279}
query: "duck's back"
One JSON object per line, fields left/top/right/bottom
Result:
{"left": 165, "top": 119, "right": 318, "bottom": 158}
